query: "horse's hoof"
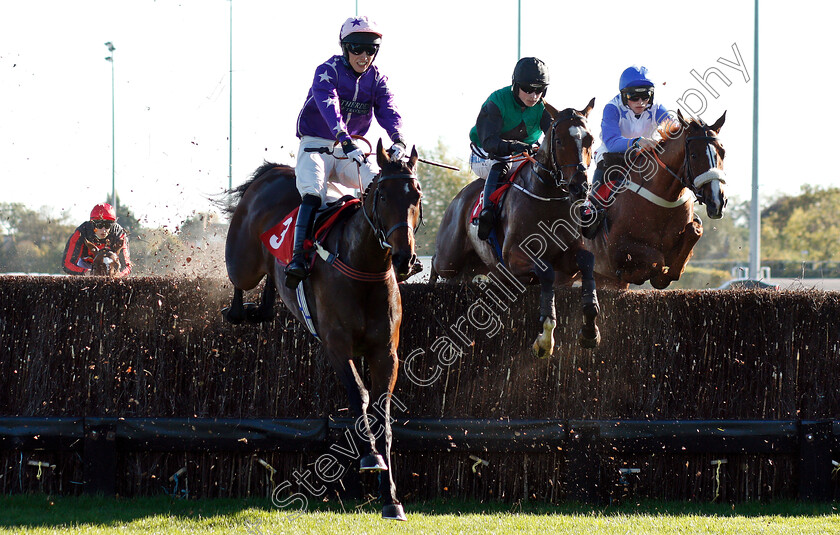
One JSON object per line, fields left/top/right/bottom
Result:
{"left": 531, "top": 341, "right": 552, "bottom": 359}
{"left": 359, "top": 454, "right": 388, "bottom": 472}
{"left": 578, "top": 327, "right": 601, "bottom": 349}
{"left": 244, "top": 303, "right": 271, "bottom": 323}
{"left": 382, "top": 503, "right": 407, "bottom": 521}
{"left": 220, "top": 307, "right": 243, "bottom": 325}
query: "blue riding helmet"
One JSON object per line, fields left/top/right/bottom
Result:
{"left": 619, "top": 65, "right": 655, "bottom": 107}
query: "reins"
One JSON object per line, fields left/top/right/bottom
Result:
{"left": 506, "top": 109, "right": 591, "bottom": 202}
{"left": 633, "top": 125, "right": 725, "bottom": 207}
{"left": 305, "top": 138, "right": 421, "bottom": 282}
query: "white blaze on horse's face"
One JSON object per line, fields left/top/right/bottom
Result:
{"left": 692, "top": 143, "right": 727, "bottom": 219}
{"left": 569, "top": 125, "right": 585, "bottom": 155}
{"left": 103, "top": 257, "right": 113, "bottom": 266}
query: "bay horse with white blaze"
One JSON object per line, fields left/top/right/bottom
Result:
{"left": 430, "top": 99, "right": 601, "bottom": 357}
{"left": 222, "top": 141, "right": 422, "bottom": 521}
{"left": 585, "top": 110, "right": 727, "bottom": 289}
{"left": 84, "top": 239, "right": 123, "bottom": 277}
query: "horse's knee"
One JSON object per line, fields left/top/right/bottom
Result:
{"left": 650, "top": 275, "right": 672, "bottom": 290}
{"left": 686, "top": 220, "right": 703, "bottom": 242}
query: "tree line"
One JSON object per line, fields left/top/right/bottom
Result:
{"left": 2, "top": 144, "right": 838, "bottom": 281}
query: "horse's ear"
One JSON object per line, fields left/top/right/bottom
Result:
{"left": 408, "top": 145, "right": 419, "bottom": 171}
{"left": 581, "top": 97, "right": 595, "bottom": 117}
{"left": 676, "top": 109, "right": 691, "bottom": 128}
{"left": 711, "top": 111, "right": 726, "bottom": 132}
{"left": 543, "top": 100, "right": 559, "bottom": 120}
{"left": 84, "top": 238, "right": 97, "bottom": 250}
{"left": 376, "top": 138, "right": 387, "bottom": 167}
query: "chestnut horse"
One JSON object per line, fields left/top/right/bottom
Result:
{"left": 84, "top": 239, "right": 123, "bottom": 277}
{"left": 222, "top": 141, "right": 422, "bottom": 521}
{"left": 585, "top": 110, "right": 727, "bottom": 289}
{"left": 430, "top": 99, "right": 601, "bottom": 356}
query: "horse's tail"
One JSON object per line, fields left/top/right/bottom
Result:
{"left": 212, "top": 161, "right": 294, "bottom": 214}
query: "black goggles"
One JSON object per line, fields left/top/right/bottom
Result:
{"left": 346, "top": 43, "right": 379, "bottom": 56}
{"left": 92, "top": 219, "right": 114, "bottom": 229}
{"left": 626, "top": 92, "right": 652, "bottom": 102}
{"left": 520, "top": 85, "right": 547, "bottom": 95}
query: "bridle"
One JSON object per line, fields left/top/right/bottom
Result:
{"left": 529, "top": 109, "right": 590, "bottom": 192}
{"left": 648, "top": 123, "right": 725, "bottom": 206}
{"left": 362, "top": 171, "right": 423, "bottom": 250}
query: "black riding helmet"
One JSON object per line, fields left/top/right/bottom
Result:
{"left": 512, "top": 57, "right": 550, "bottom": 97}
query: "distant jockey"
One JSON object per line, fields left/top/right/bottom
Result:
{"left": 62, "top": 202, "right": 131, "bottom": 277}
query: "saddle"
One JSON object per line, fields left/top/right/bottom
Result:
{"left": 469, "top": 161, "right": 527, "bottom": 224}
{"left": 261, "top": 196, "right": 361, "bottom": 266}
{"left": 592, "top": 152, "right": 632, "bottom": 204}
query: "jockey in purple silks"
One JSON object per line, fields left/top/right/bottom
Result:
{"left": 286, "top": 15, "right": 407, "bottom": 289}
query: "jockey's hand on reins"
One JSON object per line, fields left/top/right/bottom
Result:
{"left": 388, "top": 141, "right": 406, "bottom": 162}
{"left": 341, "top": 139, "right": 367, "bottom": 166}
{"left": 508, "top": 140, "right": 534, "bottom": 156}
{"left": 633, "top": 137, "right": 658, "bottom": 151}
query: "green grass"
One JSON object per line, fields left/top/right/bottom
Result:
{"left": 1, "top": 495, "right": 838, "bottom": 534}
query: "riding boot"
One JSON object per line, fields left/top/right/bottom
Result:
{"left": 285, "top": 194, "right": 321, "bottom": 289}
{"left": 580, "top": 166, "right": 607, "bottom": 240}
{"left": 477, "top": 161, "right": 508, "bottom": 241}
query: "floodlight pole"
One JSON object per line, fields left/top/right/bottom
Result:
{"left": 105, "top": 42, "right": 117, "bottom": 215}
{"left": 748, "top": 0, "right": 760, "bottom": 279}
{"left": 517, "top": 0, "right": 521, "bottom": 59}
{"left": 228, "top": 0, "right": 233, "bottom": 190}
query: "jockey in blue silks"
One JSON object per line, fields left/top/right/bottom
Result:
{"left": 579, "top": 65, "right": 671, "bottom": 239}
{"left": 286, "top": 15, "right": 407, "bottom": 289}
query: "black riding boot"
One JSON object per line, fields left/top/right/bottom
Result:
{"left": 477, "top": 161, "right": 508, "bottom": 241}
{"left": 285, "top": 194, "right": 321, "bottom": 289}
{"left": 580, "top": 166, "right": 607, "bottom": 240}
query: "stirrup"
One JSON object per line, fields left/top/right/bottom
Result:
{"left": 284, "top": 258, "right": 309, "bottom": 289}
{"left": 580, "top": 209, "right": 603, "bottom": 240}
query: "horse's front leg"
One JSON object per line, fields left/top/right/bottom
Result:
{"left": 331, "top": 357, "right": 387, "bottom": 473}
{"left": 221, "top": 287, "right": 246, "bottom": 324}
{"left": 367, "top": 349, "right": 406, "bottom": 521}
{"left": 532, "top": 264, "right": 557, "bottom": 359}
{"left": 576, "top": 249, "right": 601, "bottom": 348}
{"left": 653, "top": 218, "right": 703, "bottom": 289}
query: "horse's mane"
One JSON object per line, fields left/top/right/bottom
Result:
{"left": 215, "top": 162, "right": 295, "bottom": 214}
{"left": 657, "top": 115, "right": 696, "bottom": 144}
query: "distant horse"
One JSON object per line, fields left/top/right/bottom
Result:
{"left": 430, "top": 99, "right": 601, "bottom": 356}
{"left": 84, "top": 239, "right": 123, "bottom": 277}
{"left": 585, "top": 110, "right": 727, "bottom": 289}
{"left": 222, "top": 140, "right": 422, "bottom": 521}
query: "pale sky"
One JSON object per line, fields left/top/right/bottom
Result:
{"left": 2, "top": 1, "right": 838, "bottom": 228}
